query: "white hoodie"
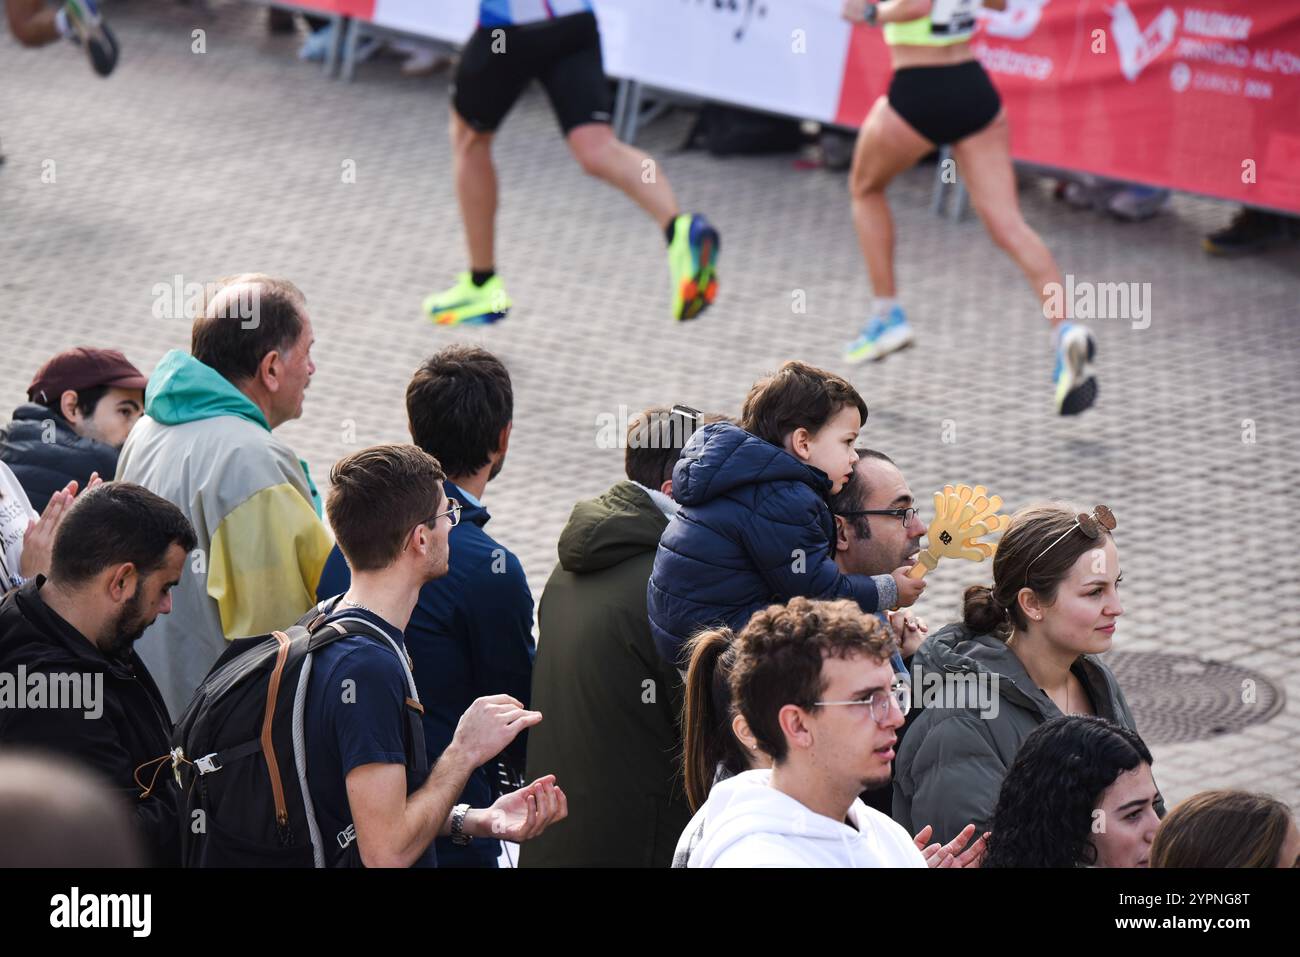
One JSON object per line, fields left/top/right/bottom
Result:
{"left": 682, "top": 769, "right": 927, "bottom": 868}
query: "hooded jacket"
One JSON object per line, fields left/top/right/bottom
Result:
{"left": 685, "top": 769, "right": 926, "bottom": 868}
{"left": 647, "top": 422, "right": 884, "bottom": 669}
{"left": 520, "top": 480, "right": 692, "bottom": 868}
{"left": 0, "top": 403, "right": 120, "bottom": 512}
{"left": 0, "top": 579, "right": 180, "bottom": 866}
{"left": 115, "top": 350, "right": 332, "bottom": 718}
{"left": 893, "top": 622, "right": 1159, "bottom": 844}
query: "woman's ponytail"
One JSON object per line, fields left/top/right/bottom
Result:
{"left": 682, "top": 626, "right": 740, "bottom": 812}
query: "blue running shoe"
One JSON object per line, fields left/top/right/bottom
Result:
{"left": 845, "top": 304, "right": 914, "bottom": 363}
{"left": 1053, "top": 322, "right": 1098, "bottom": 415}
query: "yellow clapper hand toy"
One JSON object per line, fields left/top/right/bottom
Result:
{"left": 907, "top": 484, "right": 1011, "bottom": 579}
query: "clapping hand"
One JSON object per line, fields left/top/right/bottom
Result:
{"left": 480, "top": 774, "right": 568, "bottom": 843}
{"left": 913, "top": 823, "right": 990, "bottom": 868}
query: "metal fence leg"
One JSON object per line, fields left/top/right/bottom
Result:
{"left": 613, "top": 78, "right": 631, "bottom": 142}
{"left": 622, "top": 81, "right": 643, "bottom": 145}
{"left": 951, "top": 176, "right": 969, "bottom": 222}
{"left": 324, "top": 14, "right": 345, "bottom": 78}
{"left": 340, "top": 17, "right": 361, "bottom": 83}
{"left": 931, "top": 145, "right": 951, "bottom": 216}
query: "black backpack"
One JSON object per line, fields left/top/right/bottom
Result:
{"left": 683, "top": 103, "right": 807, "bottom": 157}
{"left": 170, "top": 597, "right": 428, "bottom": 867}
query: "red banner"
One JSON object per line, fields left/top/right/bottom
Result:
{"left": 835, "top": 1, "right": 1300, "bottom": 213}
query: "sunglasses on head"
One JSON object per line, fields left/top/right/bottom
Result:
{"left": 1024, "top": 505, "right": 1117, "bottom": 584}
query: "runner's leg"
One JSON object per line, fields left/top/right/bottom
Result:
{"left": 451, "top": 109, "right": 497, "bottom": 273}
{"left": 6, "top": 0, "right": 62, "bottom": 46}
{"left": 566, "top": 123, "right": 679, "bottom": 229}
{"left": 849, "top": 95, "right": 935, "bottom": 299}
{"left": 950, "top": 110, "right": 1064, "bottom": 324}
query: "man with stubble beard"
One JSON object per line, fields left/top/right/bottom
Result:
{"left": 0, "top": 482, "right": 196, "bottom": 865}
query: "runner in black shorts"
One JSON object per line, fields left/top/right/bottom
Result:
{"left": 423, "top": 3, "right": 721, "bottom": 325}
{"left": 841, "top": 0, "right": 1098, "bottom": 417}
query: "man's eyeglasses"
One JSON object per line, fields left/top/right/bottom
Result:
{"left": 814, "top": 680, "right": 911, "bottom": 726}
{"left": 1024, "top": 504, "right": 1116, "bottom": 584}
{"left": 835, "top": 507, "right": 919, "bottom": 526}
{"left": 424, "top": 497, "right": 461, "bottom": 529}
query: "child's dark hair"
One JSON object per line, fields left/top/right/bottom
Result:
{"left": 740, "top": 360, "right": 867, "bottom": 447}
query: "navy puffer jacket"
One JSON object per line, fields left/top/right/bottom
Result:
{"left": 0, "top": 404, "right": 119, "bottom": 512}
{"left": 647, "top": 422, "right": 882, "bottom": 668}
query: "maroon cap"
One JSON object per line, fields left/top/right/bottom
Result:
{"left": 27, "top": 348, "right": 148, "bottom": 407}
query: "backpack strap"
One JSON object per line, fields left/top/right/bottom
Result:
{"left": 293, "top": 612, "right": 430, "bottom": 868}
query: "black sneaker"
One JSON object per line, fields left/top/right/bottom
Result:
{"left": 1203, "top": 208, "right": 1293, "bottom": 256}
{"left": 65, "top": 0, "right": 119, "bottom": 78}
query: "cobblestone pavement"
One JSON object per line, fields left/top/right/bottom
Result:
{"left": 3, "top": 3, "right": 1297, "bottom": 813}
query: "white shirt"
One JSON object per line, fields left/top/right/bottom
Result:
{"left": 0, "top": 463, "right": 38, "bottom": 592}
{"left": 684, "top": 769, "right": 927, "bottom": 868}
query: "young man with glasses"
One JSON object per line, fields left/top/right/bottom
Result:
{"left": 686, "top": 597, "right": 928, "bottom": 867}
{"left": 307, "top": 444, "right": 565, "bottom": 867}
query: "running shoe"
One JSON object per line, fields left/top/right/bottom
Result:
{"left": 1108, "top": 186, "right": 1170, "bottom": 222}
{"left": 844, "top": 304, "right": 914, "bottom": 364}
{"left": 422, "top": 273, "right": 512, "bottom": 326}
{"left": 1052, "top": 322, "right": 1098, "bottom": 416}
{"left": 668, "top": 213, "right": 720, "bottom": 321}
{"left": 64, "top": 0, "right": 119, "bottom": 78}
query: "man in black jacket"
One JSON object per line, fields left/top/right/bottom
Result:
{"left": 0, "top": 481, "right": 195, "bottom": 866}
{"left": 0, "top": 347, "right": 146, "bottom": 512}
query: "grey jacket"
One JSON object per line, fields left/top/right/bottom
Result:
{"left": 893, "top": 622, "right": 1157, "bottom": 845}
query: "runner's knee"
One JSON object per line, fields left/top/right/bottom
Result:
{"left": 569, "top": 132, "right": 614, "bottom": 179}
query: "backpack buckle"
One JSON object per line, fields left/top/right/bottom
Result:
{"left": 337, "top": 823, "right": 356, "bottom": 849}
{"left": 195, "top": 752, "right": 223, "bottom": 775}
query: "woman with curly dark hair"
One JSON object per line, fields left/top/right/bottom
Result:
{"left": 982, "top": 715, "right": 1161, "bottom": 868}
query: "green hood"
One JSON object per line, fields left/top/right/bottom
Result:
{"left": 557, "top": 481, "right": 668, "bottom": 574}
{"left": 145, "top": 350, "right": 270, "bottom": 429}
{"left": 143, "top": 350, "right": 321, "bottom": 517}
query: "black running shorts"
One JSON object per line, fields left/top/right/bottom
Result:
{"left": 451, "top": 12, "right": 614, "bottom": 135}
{"left": 887, "top": 60, "right": 1002, "bottom": 145}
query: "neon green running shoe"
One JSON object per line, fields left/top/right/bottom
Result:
{"left": 422, "top": 272, "right": 512, "bottom": 326}
{"left": 668, "top": 213, "right": 720, "bottom": 321}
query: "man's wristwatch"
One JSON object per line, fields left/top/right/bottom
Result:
{"left": 864, "top": 2, "right": 880, "bottom": 26}
{"left": 449, "top": 803, "right": 472, "bottom": 846}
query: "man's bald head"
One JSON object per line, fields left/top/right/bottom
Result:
{"left": 191, "top": 274, "right": 306, "bottom": 384}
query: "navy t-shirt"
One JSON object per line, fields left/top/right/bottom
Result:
{"left": 303, "top": 606, "right": 437, "bottom": 868}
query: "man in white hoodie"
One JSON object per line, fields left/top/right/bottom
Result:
{"left": 688, "top": 597, "right": 927, "bottom": 868}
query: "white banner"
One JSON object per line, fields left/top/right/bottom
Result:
{"left": 371, "top": 0, "right": 478, "bottom": 42}
{"left": 366, "top": 0, "right": 854, "bottom": 121}
{"left": 597, "top": 0, "right": 852, "bottom": 121}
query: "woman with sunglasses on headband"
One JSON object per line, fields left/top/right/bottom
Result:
{"left": 893, "top": 503, "right": 1160, "bottom": 847}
